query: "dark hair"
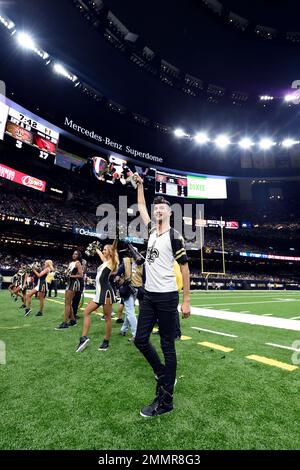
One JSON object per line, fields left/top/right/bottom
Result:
{"left": 73, "top": 250, "right": 83, "bottom": 262}
{"left": 153, "top": 196, "right": 171, "bottom": 207}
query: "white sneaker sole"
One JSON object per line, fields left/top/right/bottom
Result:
{"left": 76, "top": 338, "right": 90, "bottom": 352}
{"left": 140, "top": 411, "right": 152, "bottom": 418}
{"left": 140, "top": 408, "right": 173, "bottom": 418}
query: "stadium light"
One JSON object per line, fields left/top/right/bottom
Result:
{"left": 0, "top": 13, "right": 15, "bottom": 30}
{"left": 215, "top": 134, "right": 231, "bottom": 149}
{"left": 239, "top": 137, "right": 254, "bottom": 150}
{"left": 282, "top": 138, "right": 299, "bottom": 148}
{"left": 284, "top": 94, "right": 298, "bottom": 103}
{"left": 16, "top": 31, "right": 49, "bottom": 60}
{"left": 259, "top": 138, "right": 276, "bottom": 150}
{"left": 194, "top": 132, "right": 209, "bottom": 144}
{"left": 259, "top": 95, "right": 274, "bottom": 101}
{"left": 17, "top": 32, "right": 36, "bottom": 50}
{"left": 174, "top": 128, "right": 188, "bottom": 138}
{"left": 53, "top": 63, "right": 77, "bottom": 82}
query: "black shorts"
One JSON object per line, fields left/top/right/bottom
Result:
{"left": 93, "top": 285, "right": 116, "bottom": 306}
{"left": 66, "top": 279, "right": 81, "bottom": 292}
{"left": 34, "top": 279, "right": 47, "bottom": 294}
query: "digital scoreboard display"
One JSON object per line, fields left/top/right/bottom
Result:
{"left": 4, "top": 106, "right": 59, "bottom": 162}
{"left": 0, "top": 101, "right": 9, "bottom": 140}
{"left": 155, "top": 171, "right": 188, "bottom": 198}
{"left": 155, "top": 171, "right": 227, "bottom": 199}
{"left": 187, "top": 175, "right": 227, "bottom": 199}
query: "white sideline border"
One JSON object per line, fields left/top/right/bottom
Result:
{"left": 191, "top": 307, "right": 300, "bottom": 332}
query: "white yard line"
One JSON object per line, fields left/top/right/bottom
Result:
{"left": 193, "top": 300, "right": 300, "bottom": 307}
{"left": 191, "top": 293, "right": 300, "bottom": 296}
{"left": 265, "top": 343, "right": 300, "bottom": 352}
{"left": 190, "top": 290, "right": 300, "bottom": 293}
{"left": 191, "top": 307, "right": 300, "bottom": 332}
{"left": 191, "top": 326, "right": 237, "bottom": 338}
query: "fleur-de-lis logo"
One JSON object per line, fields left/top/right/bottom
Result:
{"left": 146, "top": 245, "right": 159, "bottom": 264}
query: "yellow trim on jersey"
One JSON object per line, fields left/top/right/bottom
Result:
{"left": 174, "top": 261, "right": 183, "bottom": 292}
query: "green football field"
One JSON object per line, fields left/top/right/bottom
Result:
{"left": 1, "top": 289, "right": 300, "bottom": 450}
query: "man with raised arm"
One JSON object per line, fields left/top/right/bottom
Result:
{"left": 133, "top": 174, "right": 190, "bottom": 417}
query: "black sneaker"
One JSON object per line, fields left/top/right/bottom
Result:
{"left": 140, "top": 387, "right": 173, "bottom": 418}
{"left": 55, "top": 322, "right": 69, "bottom": 330}
{"left": 19, "top": 304, "right": 26, "bottom": 309}
{"left": 99, "top": 339, "right": 109, "bottom": 351}
{"left": 118, "top": 331, "right": 126, "bottom": 336}
{"left": 116, "top": 319, "right": 124, "bottom": 324}
{"left": 154, "top": 374, "right": 177, "bottom": 395}
{"left": 68, "top": 320, "right": 77, "bottom": 327}
{"left": 76, "top": 336, "right": 90, "bottom": 353}
{"left": 100, "top": 315, "right": 106, "bottom": 321}
{"left": 35, "top": 311, "right": 43, "bottom": 317}
{"left": 24, "top": 308, "right": 31, "bottom": 317}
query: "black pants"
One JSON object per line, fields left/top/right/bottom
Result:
{"left": 72, "top": 291, "right": 82, "bottom": 316}
{"left": 48, "top": 280, "right": 57, "bottom": 297}
{"left": 175, "top": 311, "right": 181, "bottom": 338}
{"left": 134, "top": 290, "right": 179, "bottom": 395}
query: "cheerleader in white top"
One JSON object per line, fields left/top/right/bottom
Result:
{"left": 76, "top": 240, "right": 119, "bottom": 352}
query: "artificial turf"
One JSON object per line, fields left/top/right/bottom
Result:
{"left": 0, "top": 290, "right": 300, "bottom": 450}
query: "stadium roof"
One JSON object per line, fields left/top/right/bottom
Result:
{"left": 1, "top": 0, "right": 300, "bottom": 177}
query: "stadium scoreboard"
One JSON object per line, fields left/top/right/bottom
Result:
{"left": 155, "top": 171, "right": 188, "bottom": 197}
{"left": 155, "top": 171, "right": 227, "bottom": 199}
{"left": 4, "top": 106, "right": 59, "bottom": 162}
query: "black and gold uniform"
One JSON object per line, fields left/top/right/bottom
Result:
{"left": 66, "top": 262, "right": 81, "bottom": 292}
{"left": 93, "top": 261, "right": 116, "bottom": 306}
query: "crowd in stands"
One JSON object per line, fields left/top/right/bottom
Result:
{"left": 189, "top": 270, "right": 296, "bottom": 284}
{"left": 0, "top": 251, "right": 99, "bottom": 275}
{"left": 0, "top": 189, "right": 97, "bottom": 228}
{"left": 1, "top": 247, "right": 299, "bottom": 286}
{"left": 204, "top": 198, "right": 300, "bottom": 224}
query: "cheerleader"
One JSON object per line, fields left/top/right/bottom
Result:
{"left": 72, "top": 259, "right": 87, "bottom": 320}
{"left": 24, "top": 260, "right": 53, "bottom": 316}
{"left": 8, "top": 271, "right": 19, "bottom": 301}
{"left": 55, "top": 250, "right": 83, "bottom": 330}
{"left": 14, "top": 266, "right": 28, "bottom": 309}
{"left": 76, "top": 240, "right": 119, "bottom": 352}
